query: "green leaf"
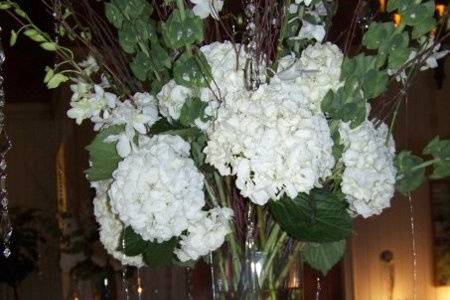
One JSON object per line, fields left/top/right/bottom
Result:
{"left": 361, "top": 69, "right": 388, "bottom": 99}
{"left": 179, "top": 97, "right": 207, "bottom": 127}
{"left": 149, "top": 119, "right": 202, "bottom": 142}
{"left": 173, "top": 52, "right": 212, "bottom": 88}
{"left": 46, "top": 73, "right": 69, "bottom": 89}
{"left": 43, "top": 67, "right": 54, "bottom": 84}
{"left": 40, "top": 42, "right": 57, "bottom": 51}
{"left": 395, "top": 151, "right": 426, "bottom": 196}
{"left": 270, "top": 189, "right": 353, "bottom": 243}
{"left": 150, "top": 42, "right": 171, "bottom": 69}
{"left": 0, "top": 2, "right": 12, "bottom": 9}
{"left": 161, "top": 9, "right": 204, "bottom": 49}
{"left": 424, "top": 136, "right": 450, "bottom": 179}
{"left": 105, "top": 3, "right": 124, "bottom": 29}
{"left": 130, "top": 50, "right": 153, "bottom": 81}
{"left": 386, "top": 0, "right": 410, "bottom": 13}
{"left": 14, "top": 7, "right": 27, "bottom": 18}
{"left": 411, "top": 17, "right": 436, "bottom": 39}
{"left": 142, "top": 238, "right": 178, "bottom": 267}
{"left": 362, "top": 22, "right": 395, "bottom": 50}
{"left": 303, "top": 240, "right": 346, "bottom": 275}
{"left": 24, "top": 29, "right": 46, "bottom": 42}
{"left": 118, "top": 21, "right": 138, "bottom": 54}
{"left": 85, "top": 125, "right": 124, "bottom": 181}
{"left": 10, "top": 30, "right": 17, "bottom": 46}
{"left": 388, "top": 46, "right": 410, "bottom": 70}
{"left": 122, "top": 226, "right": 147, "bottom": 256}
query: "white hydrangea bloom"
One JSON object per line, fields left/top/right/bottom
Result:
{"left": 157, "top": 41, "right": 246, "bottom": 130}
{"left": 190, "top": 0, "right": 224, "bottom": 20}
{"left": 108, "top": 135, "right": 206, "bottom": 243}
{"left": 204, "top": 80, "right": 335, "bottom": 205}
{"left": 175, "top": 207, "right": 233, "bottom": 262}
{"left": 92, "top": 181, "right": 144, "bottom": 267}
{"left": 339, "top": 120, "right": 397, "bottom": 218}
{"left": 276, "top": 42, "right": 343, "bottom": 112}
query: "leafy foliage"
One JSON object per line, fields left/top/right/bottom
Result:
{"left": 161, "top": 9, "right": 204, "bottom": 50}
{"left": 395, "top": 151, "right": 426, "bottom": 196}
{"left": 302, "top": 240, "right": 346, "bottom": 275}
{"left": 173, "top": 51, "right": 212, "bottom": 88}
{"left": 85, "top": 125, "right": 124, "bottom": 181}
{"left": 121, "top": 226, "right": 178, "bottom": 267}
{"left": 270, "top": 189, "right": 353, "bottom": 243}
{"left": 423, "top": 136, "right": 450, "bottom": 179}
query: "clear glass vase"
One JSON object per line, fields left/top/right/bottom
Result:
{"left": 211, "top": 246, "right": 304, "bottom": 300}
{"left": 211, "top": 208, "right": 304, "bottom": 300}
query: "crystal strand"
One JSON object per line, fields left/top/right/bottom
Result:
{"left": 244, "top": 0, "right": 261, "bottom": 91}
{"left": 408, "top": 195, "right": 417, "bottom": 300}
{"left": 315, "top": 276, "right": 321, "bottom": 300}
{"left": 52, "top": 0, "right": 62, "bottom": 45}
{"left": 121, "top": 229, "right": 130, "bottom": 300}
{"left": 0, "top": 27, "right": 12, "bottom": 259}
{"left": 137, "top": 268, "right": 143, "bottom": 300}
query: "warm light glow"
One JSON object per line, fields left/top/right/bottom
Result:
{"left": 379, "top": 0, "right": 386, "bottom": 12}
{"left": 436, "top": 4, "right": 446, "bottom": 18}
{"left": 393, "top": 13, "right": 402, "bottom": 27}
{"left": 437, "top": 286, "right": 450, "bottom": 300}
{"left": 137, "top": 286, "right": 143, "bottom": 295}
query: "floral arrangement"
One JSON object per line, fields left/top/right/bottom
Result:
{"left": 3, "top": 0, "right": 450, "bottom": 297}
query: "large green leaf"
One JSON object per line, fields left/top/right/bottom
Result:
{"left": 122, "top": 226, "right": 147, "bottom": 256}
{"left": 302, "top": 240, "right": 346, "bottom": 275}
{"left": 423, "top": 136, "right": 450, "bottom": 179}
{"left": 105, "top": 3, "right": 123, "bottom": 29}
{"left": 118, "top": 21, "right": 138, "bottom": 54}
{"left": 173, "top": 52, "right": 212, "bottom": 88}
{"left": 270, "top": 189, "right": 353, "bottom": 243}
{"left": 85, "top": 125, "right": 124, "bottom": 181}
{"left": 395, "top": 151, "right": 426, "bottom": 196}
{"left": 143, "top": 238, "right": 178, "bottom": 267}
{"left": 179, "top": 97, "right": 207, "bottom": 127}
{"left": 161, "top": 9, "right": 203, "bottom": 49}
{"left": 362, "top": 22, "right": 395, "bottom": 50}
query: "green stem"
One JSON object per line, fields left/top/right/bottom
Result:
{"left": 259, "top": 229, "right": 287, "bottom": 287}
{"left": 410, "top": 158, "right": 441, "bottom": 171}
{"left": 274, "top": 242, "right": 304, "bottom": 288}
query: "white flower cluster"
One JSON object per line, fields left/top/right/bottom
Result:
{"left": 109, "top": 134, "right": 205, "bottom": 242}
{"left": 108, "top": 134, "right": 232, "bottom": 261}
{"left": 204, "top": 77, "right": 335, "bottom": 205}
{"left": 92, "top": 181, "right": 144, "bottom": 267}
{"left": 339, "top": 120, "right": 397, "bottom": 218}
{"left": 278, "top": 42, "right": 343, "bottom": 111}
{"left": 158, "top": 41, "right": 246, "bottom": 131}
{"left": 67, "top": 57, "right": 159, "bottom": 157}
{"left": 175, "top": 207, "right": 233, "bottom": 262}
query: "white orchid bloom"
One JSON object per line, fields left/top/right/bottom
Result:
{"left": 190, "top": 0, "right": 224, "bottom": 20}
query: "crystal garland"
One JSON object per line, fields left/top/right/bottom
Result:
{"left": 0, "top": 27, "right": 13, "bottom": 258}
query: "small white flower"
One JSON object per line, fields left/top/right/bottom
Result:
{"left": 295, "top": 0, "right": 312, "bottom": 6}
{"left": 297, "top": 22, "right": 326, "bottom": 42}
{"left": 190, "top": 0, "right": 224, "bottom": 20}
{"left": 79, "top": 55, "right": 100, "bottom": 76}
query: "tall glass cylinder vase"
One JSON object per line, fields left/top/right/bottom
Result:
{"left": 211, "top": 227, "right": 304, "bottom": 300}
